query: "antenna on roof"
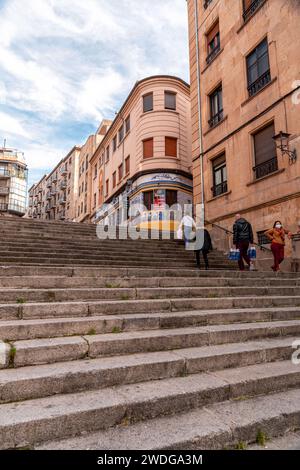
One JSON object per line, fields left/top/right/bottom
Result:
{"left": 3, "top": 139, "right": 6, "bottom": 148}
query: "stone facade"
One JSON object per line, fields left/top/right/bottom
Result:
{"left": 187, "top": 0, "right": 300, "bottom": 256}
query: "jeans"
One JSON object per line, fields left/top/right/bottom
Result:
{"left": 236, "top": 241, "right": 250, "bottom": 271}
{"left": 271, "top": 242, "right": 284, "bottom": 271}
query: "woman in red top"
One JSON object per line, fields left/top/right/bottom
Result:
{"left": 265, "top": 221, "right": 292, "bottom": 272}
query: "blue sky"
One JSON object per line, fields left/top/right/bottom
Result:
{"left": 0, "top": 0, "right": 189, "bottom": 189}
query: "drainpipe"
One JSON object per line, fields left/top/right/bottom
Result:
{"left": 193, "top": 0, "right": 205, "bottom": 225}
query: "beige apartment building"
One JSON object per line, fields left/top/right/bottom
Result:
{"left": 187, "top": 0, "right": 300, "bottom": 251}
{"left": 75, "top": 120, "right": 112, "bottom": 223}
{"left": 89, "top": 75, "right": 192, "bottom": 229}
{"left": 28, "top": 145, "right": 81, "bottom": 221}
{"left": 0, "top": 146, "right": 28, "bottom": 217}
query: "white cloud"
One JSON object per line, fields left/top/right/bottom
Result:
{"left": 0, "top": 0, "right": 189, "bottom": 177}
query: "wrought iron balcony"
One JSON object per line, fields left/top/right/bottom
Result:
{"left": 60, "top": 180, "right": 67, "bottom": 190}
{"left": 59, "top": 197, "right": 66, "bottom": 205}
{"left": 206, "top": 43, "right": 220, "bottom": 65}
{"left": 253, "top": 157, "right": 278, "bottom": 180}
{"left": 46, "top": 191, "right": 52, "bottom": 200}
{"left": 243, "top": 0, "right": 265, "bottom": 22}
{"left": 208, "top": 109, "right": 224, "bottom": 128}
{"left": 248, "top": 69, "right": 271, "bottom": 97}
{"left": 212, "top": 181, "right": 228, "bottom": 198}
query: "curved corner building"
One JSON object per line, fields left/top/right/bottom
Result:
{"left": 0, "top": 146, "right": 28, "bottom": 217}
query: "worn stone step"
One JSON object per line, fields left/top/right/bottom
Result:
{"left": 35, "top": 387, "right": 300, "bottom": 450}
{"left": 7, "top": 320, "right": 300, "bottom": 367}
{"left": 0, "top": 337, "right": 297, "bottom": 403}
{"left": 0, "top": 285, "right": 299, "bottom": 303}
{"left": 0, "top": 361, "right": 299, "bottom": 449}
{"left": 1, "top": 275, "right": 299, "bottom": 289}
{"left": 1, "top": 296, "right": 300, "bottom": 321}
{"left": 1, "top": 307, "right": 300, "bottom": 341}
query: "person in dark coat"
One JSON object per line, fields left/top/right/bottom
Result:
{"left": 195, "top": 228, "right": 213, "bottom": 270}
{"left": 233, "top": 214, "right": 254, "bottom": 271}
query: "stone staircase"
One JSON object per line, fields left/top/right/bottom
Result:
{"left": 0, "top": 217, "right": 300, "bottom": 450}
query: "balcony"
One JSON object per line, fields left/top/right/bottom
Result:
{"left": 60, "top": 165, "right": 67, "bottom": 175}
{"left": 59, "top": 197, "right": 66, "bottom": 205}
{"left": 253, "top": 157, "right": 278, "bottom": 180}
{"left": 50, "top": 201, "right": 56, "bottom": 209}
{"left": 33, "top": 200, "right": 38, "bottom": 207}
{"left": 243, "top": 0, "right": 266, "bottom": 22}
{"left": 248, "top": 69, "right": 271, "bottom": 97}
{"left": 60, "top": 180, "right": 67, "bottom": 190}
{"left": 0, "top": 169, "right": 10, "bottom": 178}
{"left": 0, "top": 203, "right": 8, "bottom": 211}
{"left": 45, "top": 204, "right": 50, "bottom": 212}
{"left": 46, "top": 181, "right": 52, "bottom": 189}
{"left": 212, "top": 181, "right": 228, "bottom": 198}
{"left": 46, "top": 191, "right": 52, "bottom": 200}
{"left": 51, "top": 174, "right": 57, "bottom": 183}
{"left": 206, "top": 42, "right": 220, "bottom": 65}
{"left": 0, "top": 187, "right": 9, "bottom": 195}
{"left": 59, "top": 211, "right": 66, "bottom": 220}
{"left": 208, "top": 109, "right": 224, "bottom": 128}
{"left": 51, "top": 189, "right": 57, "bottom": 196}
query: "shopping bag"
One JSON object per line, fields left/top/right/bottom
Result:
{"left": 248, "top": 247, "right": 257, "bottom": 259}
{"left": 228, "top": 249, "right": 240, "bottom": 261}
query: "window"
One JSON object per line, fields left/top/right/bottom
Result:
{"left": 118, "top": 163, "right": 123, "bottom": 182}
{"left": 113, "top": 171, "right": 117, "bottom": 188}
{"left": 243, "top": 0, "right": 265, "bottom": 22}
{"left": 209, "top": 85, "right": 223, "bottom": 128}
{"left": 247, "top": 38, "right": 270, "bottom": 97}
{"left": 125, "top": 116, "right": 130, "bottom": 133}
{"left": 106, "top": 146, "right": 110, "bottom": 163}
{"left": 85, "top": 181, "right": 87, "bottom": 192}
{"left": 204, "top": 0, "right": 213, "bottom": 8}
{"left": 206, "top": 21, "right": 220, "bottom": 64}
{"left": 257, "top": 230, "right": 270, "bottom": 246}
{"left": 143, "top": 93, "right": 153, "bottom": 112}
{"left": 118, "top": 125, "right": 124, "bottom": 144}
{"left": 125, "top": 156, "right": 130, "bottom": 175}
{"left": 143, "top": 191, "right": 154, "bottom": 211}
{"left": 68, "top": 173, "right": 71, "bottom": 180}
{"left": 82, "top": 182, "right": 84, "bottom": 192}
{"left": 94, "top": 165, "right": 97, "bottom": 178}
{"left": 165, "top": 92, "right": 176, "bottom": 110}
{"left": 113, "top": 136, "right": 117, "bottom": 152}
{"left": 85, "top": 156, "right": 88, "bottom": 170}
{"left": 165, "top": 137, "right": 177, "bottom": 158}
{"left": 166, "top": 190, "right": 177, "bottom": 207}
{"left": 105, "top": 179, "right": 109, "bottom": 196}
{"left": 212, "top": 154, "right": 227, "bottom": 197}
{"left": 253, "top": 122, "right": 278, "bottom": 179}
{"left": 143, "top": 138, "right": 154, "bottom": 159}
{"left": 81, "top": 202, "right": 83, "bottom": 213}
{"left": 93, "top": 193, "right": 96, "bottom": 208}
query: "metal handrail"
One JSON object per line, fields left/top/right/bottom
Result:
{"left": 209, "top": 221, "right": 272, "bottom": 252}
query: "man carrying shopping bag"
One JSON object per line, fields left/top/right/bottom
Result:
{"left": 233, "top": 214, "right": 255, "bottom": 271}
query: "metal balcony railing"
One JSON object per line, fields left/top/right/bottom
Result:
{"left": 243, "top": 0, "right": 265, "bottom": 22}
{"left": 248, "top": 69, "right": 271, "bottom": 97}
{"left": 46, "top": 191, "right": 52, "bottom": 200}
{"left": 60, "top": 181, "right": 67, "bottom": 190}
{"left": 0, "top": 203, "right": 8, "bottom": 211}
{"left": 208, "top": 109, "right": 224, "bottom": 128}
{"left": 60, "top": 165, "right": 67, "bottom": 175}
{"left": 212, "top": 181, "right": 228, "bottom": 198}
{"left": 253, "top": 157, "right": 278, "bottom": 180}
{"left": 206, "top": 42, "right": 220, "bottom": 65}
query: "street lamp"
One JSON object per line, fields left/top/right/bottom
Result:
{"left": 273, "top": 131, "right": 297, "bottom": 164}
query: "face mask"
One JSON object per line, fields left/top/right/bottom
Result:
{"left": 275, "top": 224, "right": 282, "bottom": 229}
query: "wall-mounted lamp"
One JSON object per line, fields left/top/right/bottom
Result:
{"left": 273, "top": 131, "right": 297, "bottom": 164}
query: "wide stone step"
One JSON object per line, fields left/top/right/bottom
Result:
{"left": 0, "top": 337, "right": 296, "bottom": 403}
{"left": 6, "top": 320, "right": 300, "bottom": 367}
{"left": 0, "top": 275, "right": 299, "bottom": 289}
{"left": 0, "top": 361, "right": 299, "bottom": 449}
{"left": 1, "top": 296, "right": 300, "bottom": 320}
{"left": 35, "top": 386, "right": 300, "bottom": 450}
{"left": 1, "top": 307, "right": 300, "bottom": 341}
{"left": 0, "top": 285, "right": 299, "bottom": 303}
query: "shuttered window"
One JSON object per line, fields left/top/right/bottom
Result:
{"left": 165, "top": 92, "right": 176, "bottom": 110}
{"left": 143, "top": 138, "right": 154, "bottom": 159}
{"left": 254, "top": 123, "right": 276, "bottom": 165}
{"left": 165, "top": 137, "right": 177, "bottom": 158}
{"left": 143, "top": 93, "right": 153, "bottom": 112}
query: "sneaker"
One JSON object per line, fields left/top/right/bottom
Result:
{"left": 249, "top": 263, "right": 255, "bottom": 271}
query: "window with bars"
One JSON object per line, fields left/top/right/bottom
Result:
{"left": 257, "top": 230, "right": 270, "bottom": 245}
{"left": 247, "top": 38, "right": 271, "bottom": 97}
{"left": 209, "top": 85, "right": 223, "bottom": 128}
{"left": 165, "top": 92, "right": 176, "bottom": 110}
{"left": 253, "top": 122, "right": 278, "bottom": 179}
{"left": 212, "top": 154, "right": 228, "bottom": 197}
{"left": 243, "top": 0, "right": 266, "bottom": 22}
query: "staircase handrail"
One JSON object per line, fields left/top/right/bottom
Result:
{"left": 209, "top": 221, "right": 272, "bottom": 252}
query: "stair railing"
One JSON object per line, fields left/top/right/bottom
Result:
{"left": 208, "top": 221, "right": 272, "bottom": 252}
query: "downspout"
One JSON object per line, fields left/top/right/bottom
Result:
{"left": 193, "top": 0, "right": 205, "bottom": 225}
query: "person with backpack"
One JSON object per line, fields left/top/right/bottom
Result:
{"left": 233, "top": 214, "right": 254, "bottom": 271}
{"left": 265, "top": 221, "right": 292, "bottom": 272}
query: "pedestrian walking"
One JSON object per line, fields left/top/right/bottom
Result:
{"left": 233, "top": 214, "right": 254, "bottom": 271}
{"left": 265, "top": 221, "right": 292, "bottom": 272}
{"left": 195, "top": 228, "right": 213, "bottom": 270}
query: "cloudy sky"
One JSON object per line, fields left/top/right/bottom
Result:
{"left": 0, "top": 0, "right": 189, "bottom": 189}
